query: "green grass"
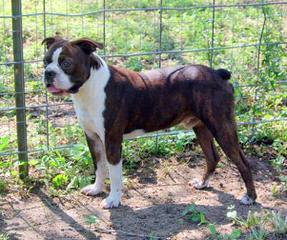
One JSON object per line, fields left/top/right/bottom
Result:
{"left": 179, "top": 203, "right": 287, "bottom": 239}
{"left": 205, "top": 207, "right": 287, "bottom": 239}
{"left": 208, "top": 224, "right": 242, "bottom": 240}
{"left": 182, "top": 203, "right": 207, "bottom": 225}
{"left": 0, "top": 233, "right": 9, "bottom": 240}
{"left": 247, "top": 228, "right": 268, "bottom": 240}
{"left": 225, "top": 207, "right": 287, "bottom": 239}
{"left": 0, "top": 179, "right": 8, "bottom": 194}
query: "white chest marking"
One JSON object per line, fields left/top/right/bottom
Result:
{"left": 71, "top": 54, "right": 110, "bottom": 144}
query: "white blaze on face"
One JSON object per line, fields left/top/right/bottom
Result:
{"left": 45, "top": 47, "right": 73, "bottom": 90}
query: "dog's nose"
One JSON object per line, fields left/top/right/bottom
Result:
{"left": 44, "top": 70, "right": 56, "bottom": 85}
{"left": 45, "top": 70, "right": 56, "bottom": 79}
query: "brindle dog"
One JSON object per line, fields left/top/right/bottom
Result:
{"left": 42, "top": 36, "right": 257, "bottom": 208}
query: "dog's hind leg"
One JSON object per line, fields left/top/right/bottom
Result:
{"left": 205, "top": 119, "right": 257, "bottom": 205}
{"left": 192, "top": 125, "right": 220, "bottom": 189}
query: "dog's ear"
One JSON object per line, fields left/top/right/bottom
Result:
{"left": 42, "top": 36, "right": 63, "bottom": 49}
{"left": 71, "top": 38, "right": 104, "bottom": 55}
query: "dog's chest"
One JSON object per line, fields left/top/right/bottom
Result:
{"left": 72, "top": 94, "right": 106, "bottom": 143}
{"left": 71, "top": 63, "right": 110, "bottom": 143}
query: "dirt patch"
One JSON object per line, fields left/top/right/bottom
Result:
{"left": 1, "top": 154, "right": 286, "bottom": 240}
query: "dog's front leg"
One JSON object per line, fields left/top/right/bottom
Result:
{"left": 81, "top": 133, "right": 108, "bottom": 196}
{"left": 101, "top": 140, "right": 123, "bottom": 209}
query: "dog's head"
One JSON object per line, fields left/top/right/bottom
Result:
{"left": 42, "top": 36, "right": 103, "bottom": 95}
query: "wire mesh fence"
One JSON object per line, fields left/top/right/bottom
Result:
{"left": 0, "top": 0, "right": 287, "bottom": 177}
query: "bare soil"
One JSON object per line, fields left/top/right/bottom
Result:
{"left": 1, "top": 152, "right": 287, "bottom": 240}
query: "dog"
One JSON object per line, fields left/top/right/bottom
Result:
{"left": 42, "top": 36, "right": 257, "bottom": 208}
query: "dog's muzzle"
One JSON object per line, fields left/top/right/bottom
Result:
{"left": 44, "top": 70, "right": 56, "bottom": 87}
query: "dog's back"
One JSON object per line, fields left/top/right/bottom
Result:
{"left": 105, "top": 64, "right": 234, "bottom": 134}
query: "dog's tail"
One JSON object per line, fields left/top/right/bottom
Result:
{"left": 215, "top": 69, "right": 231, "bottom": 81}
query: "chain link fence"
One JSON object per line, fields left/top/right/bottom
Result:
{"left": 0, "top": 0, "right": 287, "bottom": 178}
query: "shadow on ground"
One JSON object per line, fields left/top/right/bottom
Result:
{"left": 1, "top": 153, "right": 286, "bottom": 239}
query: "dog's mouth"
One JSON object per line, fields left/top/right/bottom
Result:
{"left": 47, "top": 84, "right": 69, "bottom": 96}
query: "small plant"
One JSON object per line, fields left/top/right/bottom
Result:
{"left": 122, "top": 132, "right": 196, "bottom": 173}
{"left": 148, "top": 232, "right": 158, "bottom": 240}
{"left": 0, "top": 232, "right": 10, "bottom": 240}
{"left": 161, "top": 161, "right": 172, "bottom": 177}
{"left": 84, "top": 215, "right": 99, "bottom": 225}
{"left": 124, "top": 57, "right": 143, "bottom": 71}
{"left": 208, "top": 224, "right": 241, "bottom": 240}
{"left": 271, "top": 184, "right": 280, "bottom": 197}
{"left": 0, "top": 136, "right": 9, "bottom": 152}
{"left": 51, "top": 174, "right": 69, "bottom": 189}
{"left": 270, "top": 211, "right": 287, "bottom": 235}
{"left": 247, "top": 227, "right": 268, "bottom": 240}
{"left": 84, "top": 215, "right": 99, "bottom": 229}
{"left": 226, "top": 207, "right": 264, "bottom": 229}
{"left": 226, "top": 205, "right": 238, "bottom": 222}
{"left": 0, "top": 179, "right": 8, "bottom": 194}
{"left": 182, "top": 203, "right": 207, "bottom": 225}
{"left": 243, "top": 211, "right": 265, "bottom": 229}
{"left": 279, "top": 175, "right": 287, "bottom": 191}
{"left": 209, "top": 224, "right": 217, "bottom": 238}
{"left": 271, "top": 156, "right": 286, "bottom": 172}
{"left": 226, "top": 209, "right": 287, "bottom": 238}
{"left": 66, "top": 175, "right": 93, "bottom": 191}
{"left": 47, "top": 187, "right": 62, "bottom": 197}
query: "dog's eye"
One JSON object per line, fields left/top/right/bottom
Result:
{"left": 61, "top": 59, "right": 72, "bottom": 71}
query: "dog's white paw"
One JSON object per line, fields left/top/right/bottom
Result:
{"left": 192, "top": 178, "right": 209, "bottom": 189}
{"left": 81, "top": 184, "right": 103, "bottom": 196}
{"left": 240, "top": 194, "right": 255, "bottom": 205}
{"left": 100, "top": 195, "right": 121, "bottom": 209}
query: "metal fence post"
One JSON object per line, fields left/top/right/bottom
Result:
{"left": 155, "top": 0, "right": 164, "bottom": 154}
{"left": 209, "top": 0, "right": 216, "bottom": 67}
{"left": 103, "top": 0, "right": 106, "bottom": 57}
{"left": 11, "top": 0, "right": 28, "bottom": 179}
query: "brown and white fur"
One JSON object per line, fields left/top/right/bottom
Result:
{"left": 42, "top": 36, "right": 257, "bottom": 208}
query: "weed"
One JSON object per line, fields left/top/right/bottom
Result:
{"left": 161, "top": 161, "right": 173, "bottom": 177}
{"left": 271, "top": 184, "right": 280, "bottom": 198}
{"left": 148, "top": 232, "right": 158, "bottom": 240}
{"left": 271, "top": 156, "right": 286, "bottom": 172}
{"left": 122, "top": 132, "right": 195, "bottom": 173}
{"left": 0, "top": 179, "right": 7, "bottom": 194}
{"left": 208, "top": 224, "right": 241, "bottom": 240}
{"left": 270, "top": 211, "right": 287, "bottom": 235}
{"left": 226, "top": 208, "right": 287, "bottom": 238}
{"left": 182, "top": 203, "right": 207, "bottom": 225}
{"left": 66, "top": 175, "right": 93, "bottom": 191}
{"left": 0, "top": 233, "right": 9, "bottom": 240}
{"left": 51, "top": 174, "right": 69, "bottom": 189}
{"left": 84, "top": 215, "right": 99, "bottom": 225}
{"left": 124, "top": 57, "right": 143, "bottom": 71}
{"left": 226, "top": 207, "right": 265, "bottom": 229}
{"left": 279, "top": 175, "right": 287, "bottom": 191}
{"left": 243, "top": 211, "right": 265, "bottom": 229}
{"left": 247, "top": 227, "right": 268, "bottom": 240}
{"left": 0, "top": 136, "right": 9, "bottom": 152}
